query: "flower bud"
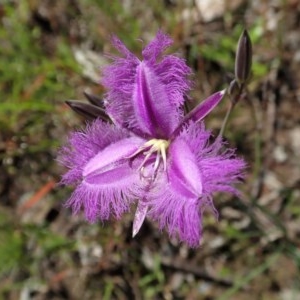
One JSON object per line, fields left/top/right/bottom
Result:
{"left": 235, "top": 29, "right": 252, "bottom": 84}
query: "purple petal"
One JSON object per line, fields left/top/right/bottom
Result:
{"left": 167, "top": 138, "right": 202, "bottom": 198}
{"left": 142, "top": 32, "right": 191, "bottom": 109}
{"left": 102, "top": 38, "right": 140, "bottom": 132}
{"left": 86, "top": 163, "right": 137, "bottom": 186}
{"left": 73, "top": 137, "right": 146, "bottom": 221}
{"left": 179, "top": 122, "right": 246, "bottom": 197}
{"left": 142, "top": 30, "right": 173, "bottom": 62}
{"left": 83, "top": 137, "right": 144, "bottom": 177}
{"left": 132, "top": 62, "right": 179, "bottom": 138}
{"left": 132, "top": 202, "right": 149, "bottom": 237}
{"left": 172, "top": 90, "right": 225, "bottom": 137}
{"left": 197, "top": 154, "right": 246, "bottom": 196}
{"left": 66, "top": 164, "right": 137, "bottom": 222}
{"left": 148, "top": 122, "right": 245, "bottom": 247}
{"left": 58, "top": 119, "right": 131, "bottom": 185}
{"left": 103, "top": 32, "right": 191, "bottom": 138}
{"left": 111, "top": 35, "right": 137, "bottom": 59}
{"left": 148, "top": 182, "right": 203, "bottom": 247}
{"left": 65, "top": 137, "right": 143, "bottom": 222}
{"left": 145, "top": 135, "right": 204, "bottom": 246}
{"left": 58, "top": 120, "right": 145, "bottom": 222}
{"left": 152, "top": 55, "right": 191, "bottom": 108}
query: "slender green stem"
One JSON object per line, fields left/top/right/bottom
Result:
{"left": 218, "top": 83, "right": 244, "bottom": 137}
{"left": 218, "top": 102, "right": 235, "bottom": 137}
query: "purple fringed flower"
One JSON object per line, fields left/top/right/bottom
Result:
{"left": 59, "top": 31, "right": 245, "bottom": 247}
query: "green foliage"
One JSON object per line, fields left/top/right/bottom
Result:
{"left": 199, "top": 22, "right": 268, "bottom": 79}
{"left": 102, "top": 280, "right": 114, "bottom": 300}
{"left": 0, "top": 213, "right": 23, "bottom": 274}
{"left": 0, "top": 2, "right": 80, "bottom": 131}
{"left": 0, "top": 213, "right": 73, "bottom": 277}
{"left": 24, "top": 224, "right": 75, "bottom": 256}
{"left": 216, "top": 253, "right": 280, "bottom": 300}
{"left": 138, "top": 255, "right": 165, "bottom": 298}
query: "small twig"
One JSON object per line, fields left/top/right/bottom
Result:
{"left": 218, "top": 83, "right": 245, "bottom": 137}
{"left": 219, "top": 101, "right": 234, "bottom": 137}
{"left": 161, "top": 258, "right": 234, "bottom": 288}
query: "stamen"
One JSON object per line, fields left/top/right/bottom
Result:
{"left": 128, "top": 138, "right": 170, "bottom": 179}
{"left": 160, "top": 143, "right": 168, "bottom": 171}
{"left": 153, "top": 151, "right": 161, "bottom": 172}
{"left": 138, "top": 148, "right": 154, "bottom": 171}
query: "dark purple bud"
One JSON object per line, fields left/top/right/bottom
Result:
{"left": 83, "top": 91, "right": 104, "bottom": 108}
{"left": 235, "top": 30, "right": 252, "bottom": 84}
{"left": 66, "top": 100, "right": 110, "bottom": 122}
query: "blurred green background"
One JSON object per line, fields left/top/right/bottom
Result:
{"left": 1, "top": 0, "right": 300, "bottom": 299}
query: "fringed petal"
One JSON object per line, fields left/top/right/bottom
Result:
{"left": 147, "top": 134, "right": 203, "bottom": 247}
{"left": 66, "top": 163, "right": 138, "bottom": 222}
{"left": 148, "top": 122, "right": 245, "bottom": 247}
{"left": 83, "top": 137, "right": 144, "bottom": 177}
{"left": 58, "top": 120, "right": 146, "bottom": 222}
{"left": 142, "top": 30, "right": 173, "bottom": 62}
{"left": 167, "top": 138, "right": 202, "bottom": 198}
{"left": 102, "top": 37, "right": 140, "bottom": 132}
{"left": 179, "top": 122, "right": 246, "bottom": 197}
{"left": 102, "top": 32, "right": 191, "bottom": 138}
{"left": 148, "top": 178, "right": 203, "bottom": 247}
{"left": 132, "top": 62, "right": 180, "bottom": 138}
{"left": 143, "top": 31, "right": 191, "bottom": 109}
{"left": 58, "top": 119, "right": 130, "bottom": 185}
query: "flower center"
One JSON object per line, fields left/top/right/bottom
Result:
{"left": 128, "top": 138, "right": 170, "bottom": 179}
